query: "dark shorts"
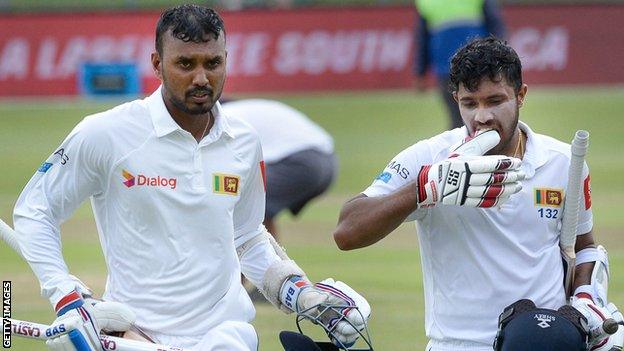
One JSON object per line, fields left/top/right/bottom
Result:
{"left": 265, "top": 149, "right": 337, "bottom": 219}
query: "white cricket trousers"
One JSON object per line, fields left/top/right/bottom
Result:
{"left": 149, "top": 321, "right": 258, "bottom": 351}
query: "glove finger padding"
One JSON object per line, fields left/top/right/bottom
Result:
{"left": 465, "top": 155, "right": 522, "bottom": 173}
{"left": 465, "top": 184, "right": 523, "bottom": 199}
{"left": 298, "top": 279, "right": 371, "bottom": 348}
{"left": 450, "top": 129, "right": 501, "bottom": 157}
{"left": 469, "top": 171, "right": 525, "bottom": 185}
{"left": 330, "top": 281, "right": 370, "bottom": 319}
{"left": 607, "top": 303, "right": 624, "bottom": 323}
{"left": 462, "top": 196, "right": 511, "bottom": 208}
{"left": 91, "top": 301, "right": 136, "bottom": 333}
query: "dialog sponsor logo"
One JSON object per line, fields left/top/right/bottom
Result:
{"left": 122, "top": 170, "right": 177, "bottom": 189}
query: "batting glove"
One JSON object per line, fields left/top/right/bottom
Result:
{"left": 46, "top": 292, "right": 136, "bottom": 351}
{"left": 571, "top": 294, "right": 624, "bottom": 350}
{"left": 281, "top": 277, "right": 371, "bottom": 349}
{"left": 46, "top": 291, "right": 102, "bottom": 351}
{"left": 417, "top": 155, "right": 524, "bottom": 208}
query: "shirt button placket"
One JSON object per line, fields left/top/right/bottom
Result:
{"left": 192, "top": 147, "right": 203, "bottom": 189}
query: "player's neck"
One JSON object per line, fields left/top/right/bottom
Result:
{"left": 503, "top": 128, "right": 526, "bottom": 159}
{"left": 171, "top": 110, "right": 214, "bottom": 142}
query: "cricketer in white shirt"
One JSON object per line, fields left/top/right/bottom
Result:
{"left": 13, "top": 88, "right": 268, "bottom": 344}
{"left": 332, "top": 37, "right": 619, "bottom": 351}
{"left": 363, "top": 121, "right": 592, "bottom": 350}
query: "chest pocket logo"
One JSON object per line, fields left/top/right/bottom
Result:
{"left": 213, "top": 173, "right": 240, "bottom": 195}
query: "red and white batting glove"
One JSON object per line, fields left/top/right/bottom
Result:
{"left": 281, "top": 277, "right": 371, "bottom": 348}
{"left": 417, "top": 129, "right": 524, "bottom": 208}
{"left": 571, "top": 293, "right": 624, "bottom": 350}
{"left": 417, "top": 155, "right": 524, "bottom": 208}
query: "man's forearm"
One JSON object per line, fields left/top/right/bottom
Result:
{"left": 572, "top": 232, "right": 596, "bottom": 292}
{"left": 333, "top": 182, "right": 418, "bottom": 250}
{"left": 573, "top": 262, "right": 595, "bottom": 291}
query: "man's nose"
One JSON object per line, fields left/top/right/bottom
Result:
{"left": 474, "top": 107, "right": 494, "bottom": 124}
{"left": 192, "top": 69, "right": 209, "bottom": 86}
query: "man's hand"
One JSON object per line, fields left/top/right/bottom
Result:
{"left": 281, "top": 277, "right": 371, "bottom": 348}
{"left": 46, "top": 291, "right": 102, "bottom": 351}
{"left": 571, "top": 295, "right": 624, "bottom": 350}
{"left": 46, "top": 292, "right": 136, "bottom": 351}
{"left": 417, "top": 155, "right": 524, "bottom": 208}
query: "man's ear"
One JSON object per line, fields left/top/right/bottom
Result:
{"left": 151, "top": 52, "right": 162, "bottom": 80}
{"left": 517, "top": 84, "right": 528, "bottom": 107}
{"left": 452, "top": 91, "right": 459, "bottom": 103}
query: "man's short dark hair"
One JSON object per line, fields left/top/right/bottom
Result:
{"left": 449, "top": 37, "right": 523, "bottom": 94}
{"left": 155, "top": 4, "right": 225, "bottom": 55}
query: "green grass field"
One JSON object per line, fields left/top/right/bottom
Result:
{"left": 1, "top": 86, "right": 624, "bottom": 350}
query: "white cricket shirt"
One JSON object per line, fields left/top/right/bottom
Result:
{"left": 221, "top": 99, "right": 334, "bottom": 163}
{"left": 14, "top": 87, "right": 280, "bottom": 337}
{"left": 363, "top": 121, "right": 593, "bottom": 350}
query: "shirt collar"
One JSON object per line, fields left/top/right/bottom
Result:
{"left": 201, "top": 101, "right": 234, "bottom": 145}
{"left": 146, "top": 86, "right": 234, "bottom": 141}
{"left": 518, "top": 121, "right": 547, "bottom": 178}
{"left": 146, "top": 87, "right": 179, "bottom": 138}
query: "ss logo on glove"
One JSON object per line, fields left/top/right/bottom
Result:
{"left": 447, "top": 170, "right": 460, "bottom": 186}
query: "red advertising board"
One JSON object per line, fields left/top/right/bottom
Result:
{"left": 0, "top": 5, "right": 622, "bottom": 96}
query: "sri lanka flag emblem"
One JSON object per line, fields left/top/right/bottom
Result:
{"left": 214, "top": 173, "right": 240, "bottom": 195}
{"left": 534, "top": 188, "right": 563, "bottom": 207}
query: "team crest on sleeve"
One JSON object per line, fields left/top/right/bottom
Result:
{"left": 534, "top": 188, "right": 564, "bottom": 207}
{"left": 213, "top": 173, "right": 240, "bottom": 195}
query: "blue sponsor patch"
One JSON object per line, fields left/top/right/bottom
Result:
{"left": 38, "top": 162, "right": 53, "bottom": 173}
{"left": 376, "top": 171, "right": 392, "bottom": 183}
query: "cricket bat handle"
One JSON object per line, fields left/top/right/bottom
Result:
{"left": 561, "top": 130, "right": 589, "bottom": 298}
{"left": 0, "top": 217, "right": 22, "bottom": 257}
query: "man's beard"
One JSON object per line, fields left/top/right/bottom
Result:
{"left": 169, "top": 92, "right": 213, "bottom": 115}
{"left": 162, "top": 71, "right": 215, "bottom": 115}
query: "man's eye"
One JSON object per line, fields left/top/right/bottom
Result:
{"left": 179, "top": 61, "right": 192, "bottom": 69}
{"left": 206, "top": 59, "right": 221, "bottom": 68}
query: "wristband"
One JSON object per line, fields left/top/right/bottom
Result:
{"left": 55, "top": 291, "right": 84, "bottom": 316}
{"left": 280, "top": 276, "right": 311, "bottom": 312}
